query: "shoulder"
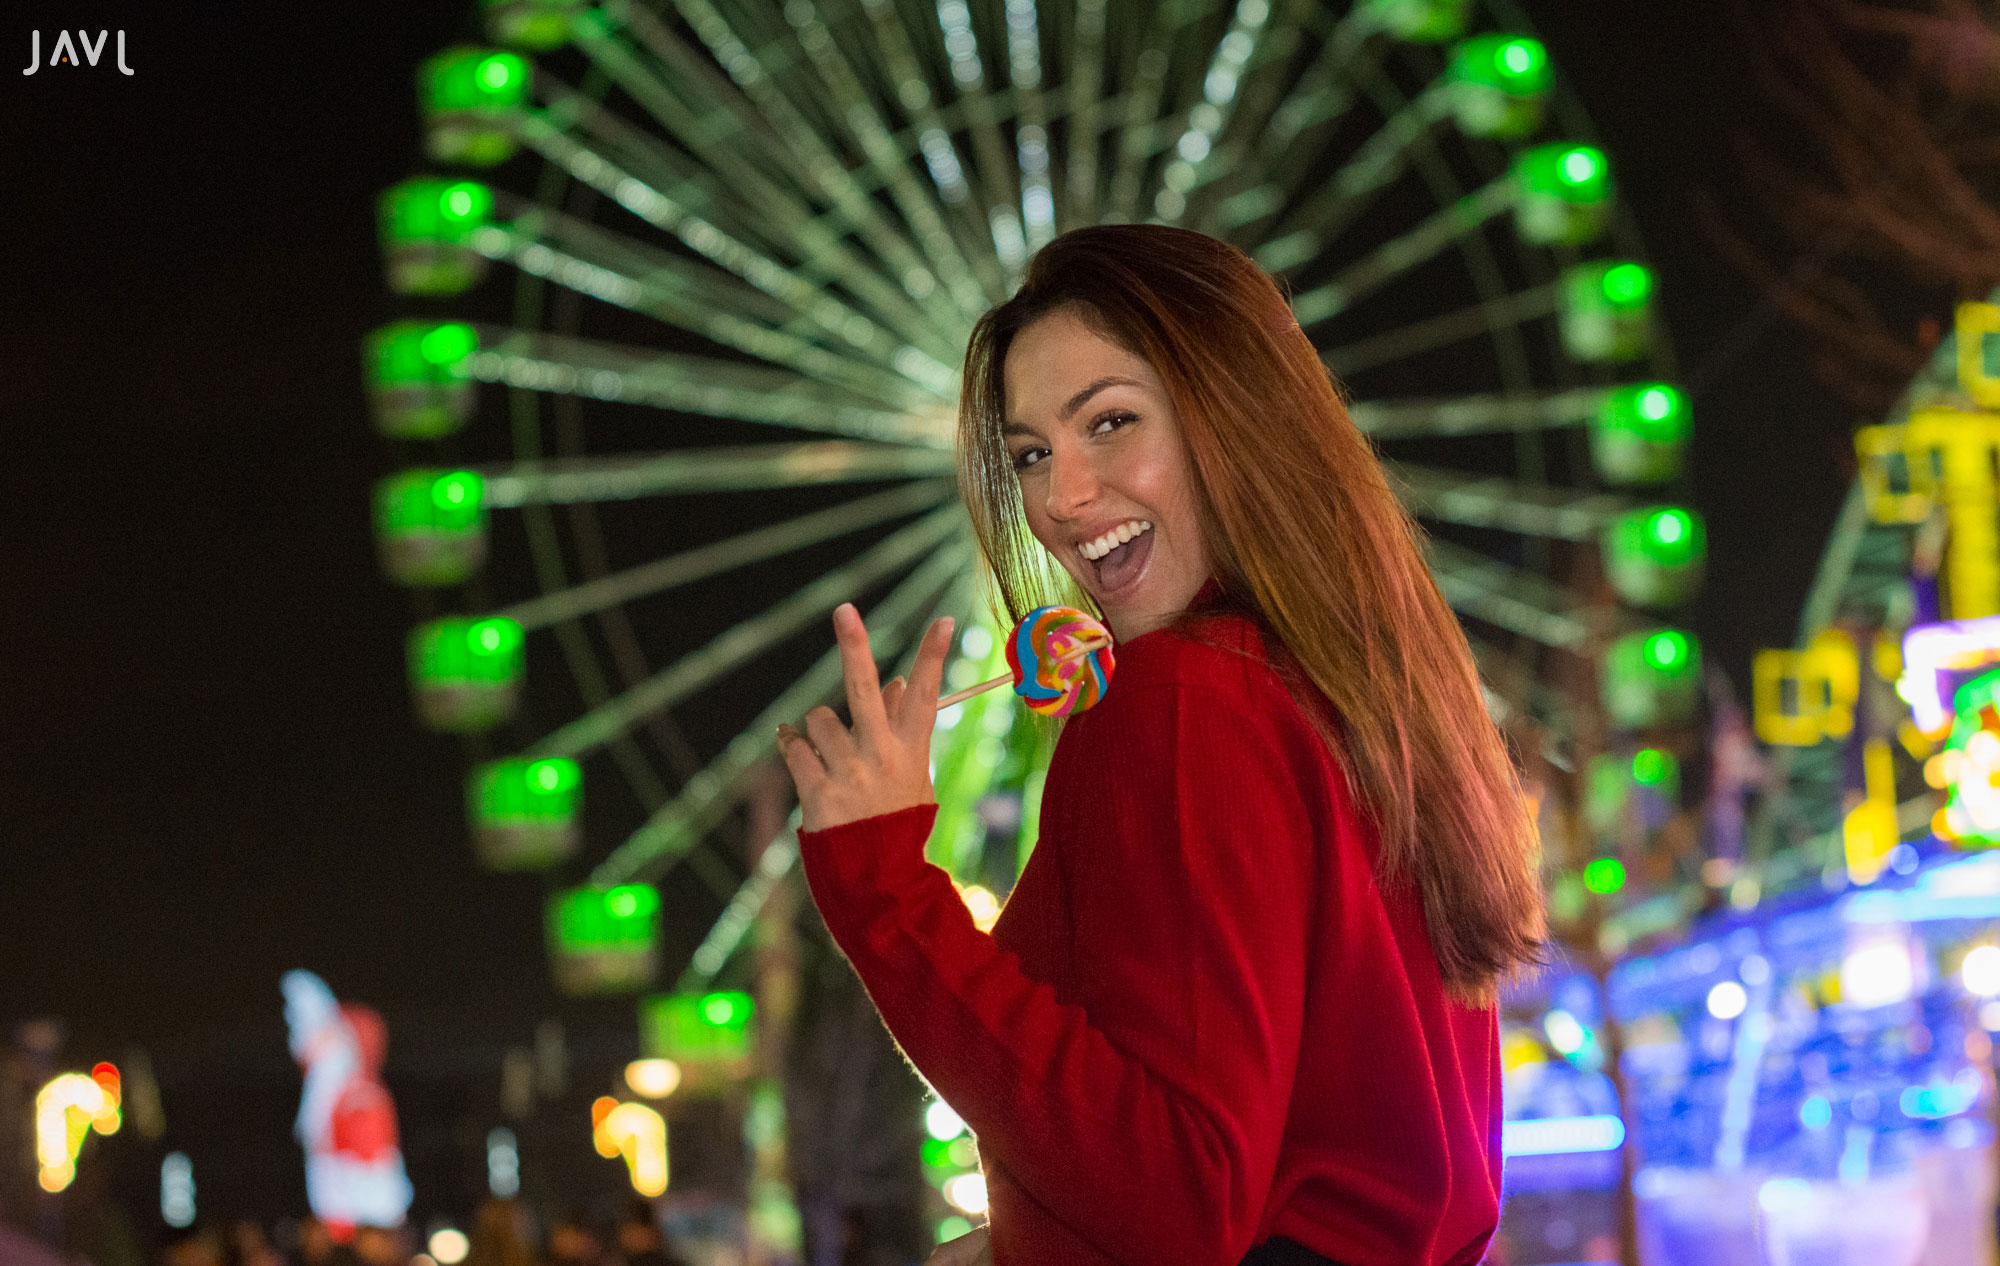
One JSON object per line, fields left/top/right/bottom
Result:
{"left": 1105, "top": 610, "right": 1306, "bottom": 713}
{"left": 1067, "top": 610, "right": 1333, "bottom": 761}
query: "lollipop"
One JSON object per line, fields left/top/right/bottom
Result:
{"left": 936, "top": 606, "right": 1116, "bottom": 718}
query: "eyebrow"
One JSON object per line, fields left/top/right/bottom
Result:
{"left": 1000, "top": 375, "right": 1143, "bottom": 438}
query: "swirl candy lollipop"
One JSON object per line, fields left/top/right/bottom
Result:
{"left": 936, "top": 606, "right": 1116, "bottom": 718}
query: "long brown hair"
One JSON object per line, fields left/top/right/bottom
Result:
{"left": 958, "top": 224, "right": 1545, "bottom": 1004}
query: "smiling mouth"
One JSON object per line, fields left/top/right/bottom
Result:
{"left": 1083, "top": 522, "right": 1154, "bottom": 595}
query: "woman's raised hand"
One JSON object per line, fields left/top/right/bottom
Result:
{"left": 776, "top": 603, "right": 955, "bottom": 832}
{"left": 924, "top": 1225, "right": 991, "bottom": 1266}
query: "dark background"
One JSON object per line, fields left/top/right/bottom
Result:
{"left": 0, "top": 0, "right": 1859, "bottom": 1237}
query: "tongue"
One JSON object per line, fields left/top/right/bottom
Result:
{"left": 1096, "top": 530, "right": 1149, "bottom": 591}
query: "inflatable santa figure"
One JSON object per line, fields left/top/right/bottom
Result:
{"left": 281, "top": 971, "right": 413, "bottom": 1238}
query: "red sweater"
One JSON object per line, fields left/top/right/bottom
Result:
{"left": 798, "top": 604, "right": 1501, "bottom": 1266}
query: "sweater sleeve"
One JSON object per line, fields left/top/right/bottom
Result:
{"left": 797, "top": 680, "right": 1322, "bottom": 1264}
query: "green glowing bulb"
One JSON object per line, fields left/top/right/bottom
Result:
{"left": 1601, "top": 263, "right": 1653, "bottom": 306}
{"left": 419, "top": 322, "right": 476, "bottom": 365}
{"left": 702, "top": 994, "right": 737, "bottom": 1026}
{"left": 1631, "top": 748, "right": 1669, "bottom": 785}
{"left": 1645, "top": 631, "right": 1688, "bottom": 671}
{"left": 1637, "top": 386, "right": 1674, "bottom": 421}
{"left": 445, "top": 188, "right": 473, "bottom": 217}
{"left": 1584, "top": 857, "right": 1627, "bottom": 895}
{"left": 431, "top": 471, "right": 480, "bottom": 511}
{"left": 477, "top": 56, "right": 514, "bottom": 91}
{"left": 533, "top": 761, "right": 561, "bottom": 790}
{"left": 1504, "top": 38, "right": 1544, "bottom": 81}
{"left": 1561, "top": 147, "right": 1601, "bottom": 185}
{"left": 1648, "top": 509, "right": 1689, "bottom": 546}
{"left": 609, "top": 890, "right": 638, "bottom": 918}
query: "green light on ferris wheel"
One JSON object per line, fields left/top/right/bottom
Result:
{"left": 477, "top": 55, "right": 516, "bottom": 91}
{"left": 1637, "top": 386, "right": 1678, "bottom": 423}
{"left": 1631, "top": 748, "right": 1674, "bottom": 786}
{"left": 442, "top": 183, "right": 485, "bottom": 221}
{"left": 1650, "top": 513, "right": 1684, "bottom": 545}
{"left": 1644, "top": 631, "right": 1691, "bottom": 672}
{"left": 420, "top": 322, "right": 477, "bottom": 366}
{"left": 1561, "top": 148, "right": 1602, "bottom": 185}
{"left": 431, "top": 470, "right": 482, "bottom": 513}
{"left": 533, "top": 760, "right": 569, "bottom": 792}
{"left": 1600, "top": 263, "right": 1653, "bottom": 307}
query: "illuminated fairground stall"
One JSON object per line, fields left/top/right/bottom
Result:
{"left": 1494, "top": 300, "right": 2000, "bottom": 1266}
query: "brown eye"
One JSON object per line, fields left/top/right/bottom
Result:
{"left": 1092, "top": 410, "right": 1137, "bottom": 434}
{"left": 1012, "top": 446, "right": 1048, "bottom": 471}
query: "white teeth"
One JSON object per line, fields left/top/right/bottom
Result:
{"left": 1078, "top": 519, "right": 1152, "bottom": 561}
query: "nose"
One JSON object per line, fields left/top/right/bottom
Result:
{"left": 1043, "top": 442, "right": 1100, "bottom": 523}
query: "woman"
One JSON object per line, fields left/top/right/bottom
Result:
{"left": 774, "top": 225, "right": 1545, "bottom": 1266}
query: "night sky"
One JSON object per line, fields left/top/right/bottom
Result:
{"left": 0, "top": 0, "right": 1860, "bottom": 1232}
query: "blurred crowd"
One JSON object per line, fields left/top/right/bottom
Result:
{"left": 154, "top": 1201, "right": 687, "bottom": 1266}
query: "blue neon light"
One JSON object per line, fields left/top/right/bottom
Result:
{"left": 1901, "top": 1079, "right": 1978, "bottom": 1120}
{"left": 1799, "top": 1095, "right": 1832, "bottom": 1129}
{"left": 1502, "top": 1114, "right": 1626, "bottom": 1157}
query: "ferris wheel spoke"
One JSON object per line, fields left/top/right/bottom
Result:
{"left": 1148, "top": 0, "right": 1285, "bottom": 224}
{"left": 603, "top": 0, "right": 980, "bottom": 325}
{"left": 527, "top": 504, "right": 964, "bottom": 766}
{"left": 493, "top": 479, "right": 955, "bottom": 631}
{"left": 1355, "top": 59, "right": 1539, "bottom": 397}
{"left": 677, "top": 562, "right": 981, "bottom": 988}
{"left": 466, "top": 327, "right": 947, "bottom": 444}
{"left": 679, "top": 808, "right": 804, "bottom": 990}
{"left": 845, "top": 0, "right": 1008, "bottom": 298}
{"left": 477, "top": 442, "right": 957, "bottom": 507}
{"left": 1425, "top": 539, "right": 1605, "bottom": 652}
{"left": 916, "top": 0, "right": 1037, "bottom": 276}
{"left": 1321, "top": 281, "right": 1560, "bottom": 377}
{"left": 1286, "top": 176, "right": 1519, "bottom": 326}
{"left": 995, "top": 0, "right": 1058, "bottom": 253}
{"left": 1391, "top": 462, "right": 1637, "bottom": 540}
{"left": 1248, "top": 81, "right": 1457, "bottom": 269}
{"left": 1206, "top": 5, "right": 1387, "bottom": 232}
{"left": 588, "top": 534, "right": 974, "bottom": 886}
{"left": 771, "top": 0, "right": 997, "bottom": 306}
{"left": 1102, "top": 2, "right": 1188, "bottom": 223}
{"left": 658, "top": 0, "right": 990, "bottom": 319}
{"left": 1349, "top": 388, "right": 1606, "bottom": 439}
{"left": 1060, "top": 0, "right": 1109, "bottom": 225}
{"left": 518, "top": 88, "right": 962, "bottom": 366}
{"left": 472, "top": 211, "right": 948, "bottom": 404}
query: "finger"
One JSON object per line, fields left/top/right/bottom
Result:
{"left": 802, "top": 704, "right": 860, "bottom": 771}
{"left": 774, "top": 726, "right": 829, "bottom": 797}
{"left": 832, "top": 602, "right": 891, "bottom": 745}
{"left": 902, "top": 616, "right": 955, "bottom": 735}
{"left": 881, "top": 677, "right": 907, "bottom": 727}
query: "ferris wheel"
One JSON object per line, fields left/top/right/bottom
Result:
{"left": 368, "top": 0, "right": 1700, "bottom": 993}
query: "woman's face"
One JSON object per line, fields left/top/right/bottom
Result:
{"left": 1001, "top": 307, "right": 1211, "bottom": 642}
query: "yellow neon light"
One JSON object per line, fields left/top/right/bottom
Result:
{"left": 1855, "top": 409, "right": 2000, "bottom": 618}
{"left": 1843, "top": 738, "right": 1899, "bottom": 885}
{"left": 1753, "top": 629, "right": 1858, "bottom": 746}
{"left": 591, "top": 1098, "right": 667, "bottom": 1197}
{"left": 1958, "top": 302, "right": 2000, "bottom": 409}
{"left": 35, "top": 1072, "right": 120, "bottom": 1193}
